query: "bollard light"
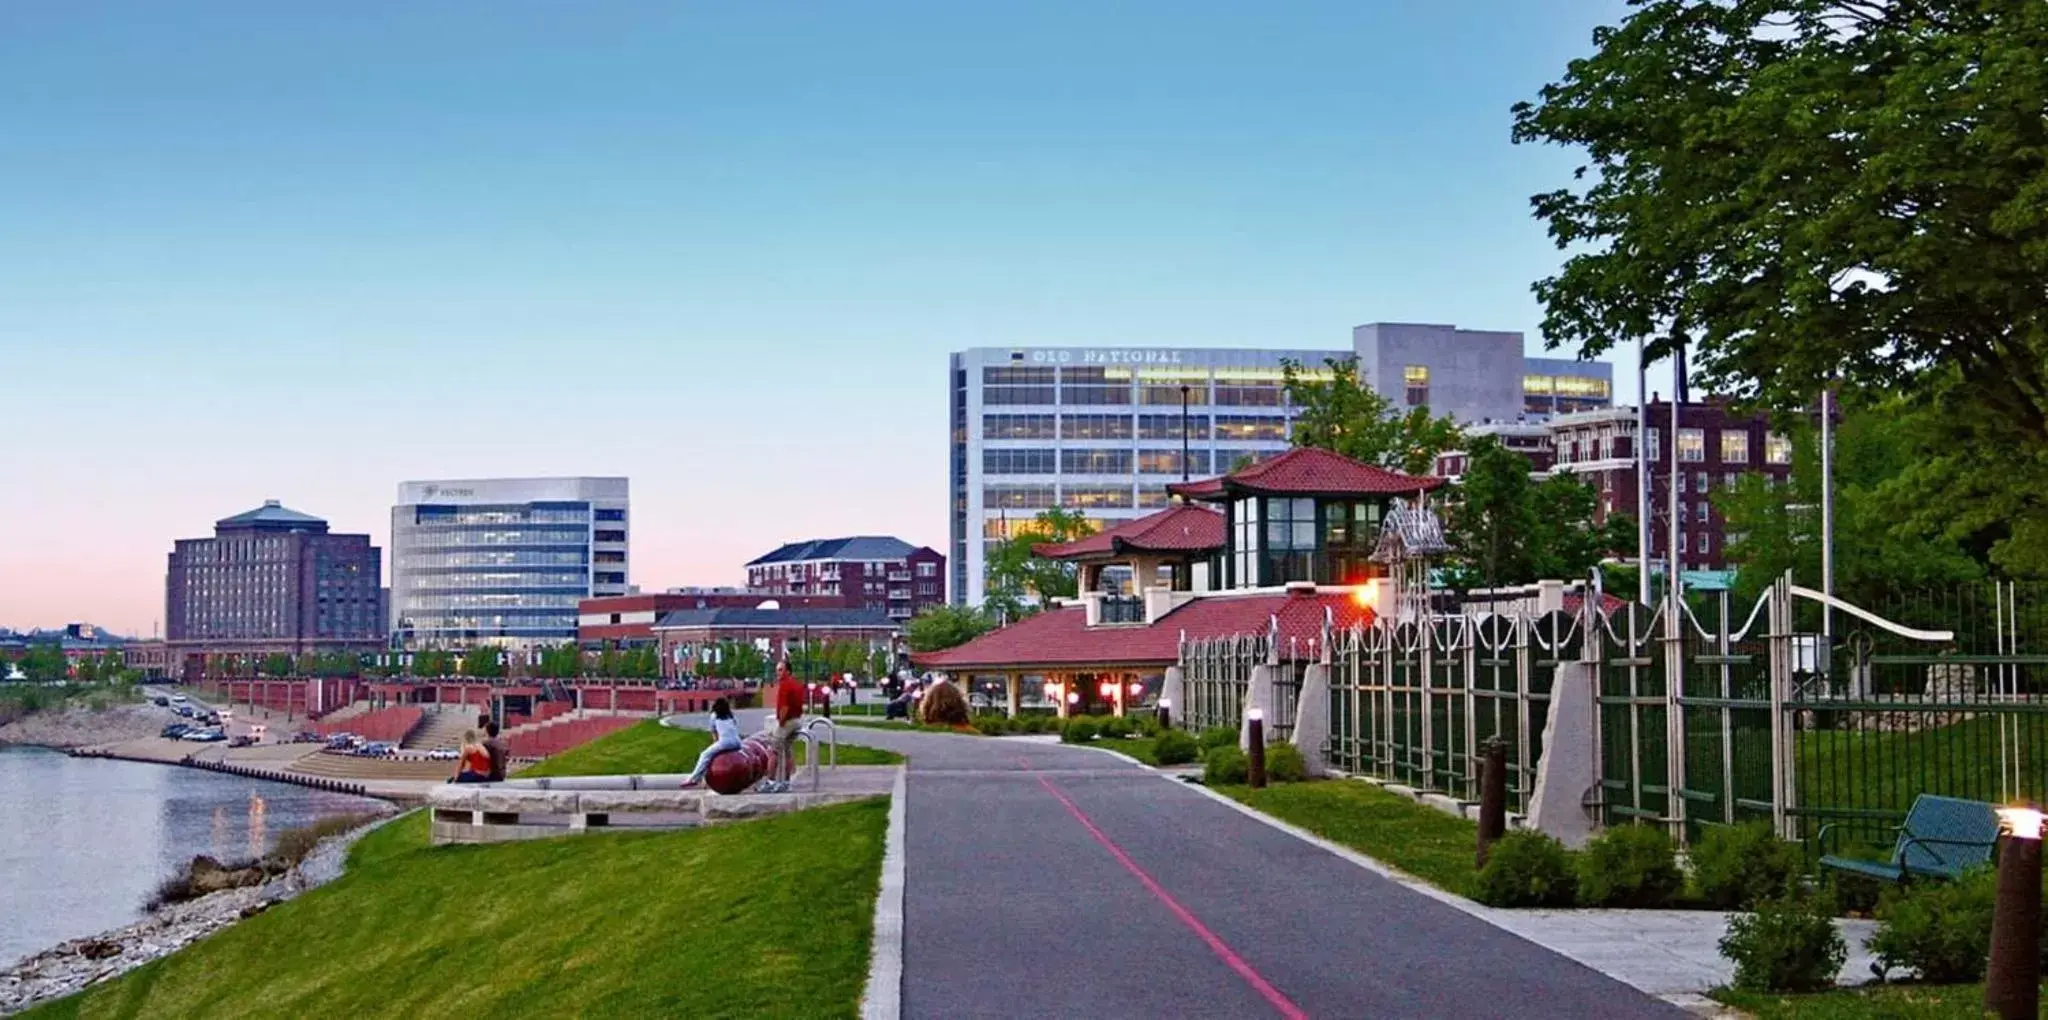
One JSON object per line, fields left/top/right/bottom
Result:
{"left": 1987, "top": 806, "right": 2044, "bottom": 1020}
{"left": 1246, "top": 708, "right": 1267, "bottom": 789}
{"left": 1157, "top": 697, "right": 1172, "bottom": 730}
{"left": 1475, "top": 738, "right": 1508, "bottom": 867}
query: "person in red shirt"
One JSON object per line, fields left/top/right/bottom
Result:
{"left": 766, "top": 662, "right": 808, "bottom": 790}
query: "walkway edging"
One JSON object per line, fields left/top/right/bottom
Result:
{"left": 860, "top": 765, "right": 907, "bottom": 1020}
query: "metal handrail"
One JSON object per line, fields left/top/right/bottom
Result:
{"left": 802, "top": 717, "right": 839, "bottom": 769}
{"left": 790, "top": 730, "right": 822, "bottom": 791}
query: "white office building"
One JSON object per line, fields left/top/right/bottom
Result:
{"left": 390, "top": 477, "right": 629, "bottom": 650}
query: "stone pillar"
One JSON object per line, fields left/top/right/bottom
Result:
{"left": 1006, "top": 673, "right": 1022, "bottom": 718}
{"left": 1527, "top": 662, "right": 1598, "bottom": 849}
{"left": 1241, "top": 664, "right": 1276, "bottom": 752}
{"left": 1055, "top": 676, "right": 1071, "bottom": 719}
{"left": 1292, "top": 663, "right": 1332, "bottom": 776}
{"left": 1160, "top": 666, "right": 1186, "bottom": 727}
{"left": 1112, "top": 676, "right": 1126, "bottom": 717}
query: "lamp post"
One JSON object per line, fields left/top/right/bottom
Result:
{"left": 1986, "top": 806, "right": 2044, "bottom": 1019}
{"left": 1180, "top": 384, "right": 1192, "bottom": 482}
{"left": 1246, "top": 708, "right": 1267, "bottom": 789}
{"left": 1157, "top": 697, "right": 1172, "bottom": 730}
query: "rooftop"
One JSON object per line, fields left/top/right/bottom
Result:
{"left": 215, "top": 500, "right": 330, "bottom": 533}
{"left": 1167, "top": 447, "right": 1443, "bottom": 502}
{"left": 746, "top": 536, "right": 929, "bottom": 566}
{"left": 1031, "top": 504, "right": 1224, "bottom": 561}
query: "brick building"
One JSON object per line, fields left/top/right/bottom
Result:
{"left": 165, "top": 501, "right": 384, "bottom": 675}
{"left": 744, "top": 537, "right": 945, "bottom": 621}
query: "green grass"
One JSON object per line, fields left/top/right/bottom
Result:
{"left": 517, "top": 719, "right": 901, "bottom": 779}
{"left": 24, "top": 799, "right": 890, "bottom": 1019}
{"left": 1218, "top": 779, "right": 1482, "bottom": 898}
{"left": 1091, "top": 737, "right": 1160, "bottom": 765}
{"left": 1799, "top": 714, "right": 2037, "bottom": 820}
{"left": 1710, "top": 982, "right": 2001, "bottom": 1019}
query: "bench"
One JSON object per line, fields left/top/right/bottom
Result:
{"left": 1818, "top": 794, "right": 2001, "bottom": 884}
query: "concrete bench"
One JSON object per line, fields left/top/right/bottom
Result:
{"left": 423, "top": 777, "right": 870, "bottom": 844}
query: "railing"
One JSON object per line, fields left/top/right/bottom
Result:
{"left": 1099, "top": 595, "right": 1146, "bottom": 625}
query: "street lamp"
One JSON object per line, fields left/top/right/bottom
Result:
{"left": 1157, "top": 697, "right": 1172, "bottom": 730}
{"left": 1986, "top": 806, "right": 2044, "bottom": 1019}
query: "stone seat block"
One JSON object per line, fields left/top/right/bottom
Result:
{"left": 426, "top": 787, "right": 480, "bottom": 811}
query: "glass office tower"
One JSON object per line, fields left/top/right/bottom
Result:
{"left": 390, "top": 477, "right": 628, "bottom": 650}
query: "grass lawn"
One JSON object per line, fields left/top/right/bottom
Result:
{"left": 1798, "top": 714, "right": 2037, "bottom": 821}
{"left": 1711, "top": 982, "right": 2000, "bottom": 1019}
{"left": 518, "top": 719, "right": 901, "bottom": 779}
{"left": 1089, "top": 737, "right": 1161, "bottom": 765}
{"left": 25, "top": 798, "right": 890, "bottom": 1019}
{"left": 1217, "top": 779, "right": 1482, "bottom": 898}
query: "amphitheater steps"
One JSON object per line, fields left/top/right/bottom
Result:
{"left": 286, "top": 749, "right": 459, "bottom": 782}
{"left": 404, "top": 708, "right": 477, "bottom": 751}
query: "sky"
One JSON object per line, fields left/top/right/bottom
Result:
{"left": 0, "top": 0, "right": 1647, "bottom": 635}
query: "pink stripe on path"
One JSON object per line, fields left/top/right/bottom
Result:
{"left": 1034, "top": 772, "right": 1310, "bottom": 1020}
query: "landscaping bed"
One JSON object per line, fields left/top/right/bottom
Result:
{"left": 518, "top": 718, "right": 901, "bottom": 778}
{"left": 1711, "top": 982, "right": 1993, "bottom": 1019}
{"left": 22, "top": 800, "right": 890, "bottom": 1019}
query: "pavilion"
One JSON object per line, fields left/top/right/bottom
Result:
{"left": 914, "top": 447, "right": 1443, "bottom": 717}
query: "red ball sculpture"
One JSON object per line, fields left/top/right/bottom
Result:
{"left": 704, "top": 734, "right": 782, "bottom": 795}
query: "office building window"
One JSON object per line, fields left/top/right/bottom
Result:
{"left": 983, "top": 414, "right": 1056, "bottom": 439}
{"left": 1722, "top": 431, "right": 1749, "bottom": 463}
{"left": 1214, "top": 415, "right": 1288, "bottom": 441}
{"left": 1215, "top": 381, "right": 1282, "bottom": 406}
{"left": 1404, "top": 365, "right": 1430, "bottom": 407}
{"left": 1677, "top": 428, "right": 1706, "bottom": 462}
{"left": 1725, "top": 473, "right": 1742, "bottom": 490}
{"left": 1060, "top": 366, "right": 1131, "bottom": 406}
{"left": 1136, "top": 486, "right": 1173, "bottom": 508}
{"left": 1061, "top": 414, "right": 1134, "bottom": 440}
{"left": 1677, "top": 472, "right": 1687, "bottom": 494}
{"left": 1138, "top": 415, "right": 1209, "bottom": 440}
{"left": 1062, "top": 485, "right": 1133, "bottom": 509}
{"left": 1061, "top": 449, "right": 1133, "bottom": 474}
{"left": 1138, "top": 449, "right": 1209, "bottom": 475}
{"left": 1765, "top": 433, "right": 1793, "bottom": 464}
{"left": 983, "top": 366, "right": 1056, "bottom": 405}
{"left": 1646, "top": 428, "right": 1661, "bottom": 462}
{"left": 1679, "top": 532, "right": 1690, "bottom": 554}
{"left": 983, "top": 449, "right": 1057, "bottom": 474}
{"left": 1139, "top": 383, "right": 1207, "bottom": 405}
{"left": 1696, "top": 471, "right": 1709, "bottom": 494}
{"left": 1696, "top": 501, "right": 1710, "bottom": 523}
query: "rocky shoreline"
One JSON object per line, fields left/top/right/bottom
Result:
{"left": 0, "top": 703, "right": 177, "bottom": 751}
{"left": 0, "top": 813, "right": 398, "bottom": 1016}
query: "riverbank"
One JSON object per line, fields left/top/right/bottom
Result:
{"left": 0, "top": 703, "right": 175, "bottom": 751}
{"left": 0, "top": 812, "right": 395, "bottom": 1017}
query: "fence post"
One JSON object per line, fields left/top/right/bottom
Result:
{"left": 1462, "top": 616, "right": 1479, "bottom": 801}
{"left": 1665, "top": 567, "right": 1688, "bottom": 843}
{"left": 1516, "top": 610, "right": 1533, "bottom": 813}
{"left": 1768, "top": 571, "right": 1793, "bottom": 840}
{"left": 1420, "top": 613, "right": 1436, "bottom": 792}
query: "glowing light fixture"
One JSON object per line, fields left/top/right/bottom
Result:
{"left": 1066, "top": 691, "right": 1081, "bottom": 704}
{"left": 1247, "top": 707, "right": 1264, "bottom": 722}
{"left": 2001, "top": 807, "right": 2045, "bottom": 841}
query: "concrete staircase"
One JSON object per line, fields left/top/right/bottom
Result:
{"left": 287, "top": 749, "right": 462, "bottom": 782}
{"left": 312, "top": 700, "right": 375, "bottom": 724}
{"left": 404, "top": 707, "right": 476, "bottom": 751}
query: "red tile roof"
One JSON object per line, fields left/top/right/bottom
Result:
{"left": 910, "top": 589, "right": 1376, "bottom": 672}
{"left": 1032, "top": 505, "right": 1225, "bottom": 560}
{"left": 1168, "top": 447, "right": 1443, "bottom": 501}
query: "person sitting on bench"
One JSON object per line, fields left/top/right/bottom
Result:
{"left": 681, "top": 699, "right": 743, "bottom": 789}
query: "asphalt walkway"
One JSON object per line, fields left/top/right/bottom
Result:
{"left": 726, "top": 713, "right": 1685, "bottom": 1019}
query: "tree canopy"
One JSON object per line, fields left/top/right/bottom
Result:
{"left": 1440, "top": 436, "right": 1635, "bottom": 590}
{"left": 982, "top": 507, "right": 1092, "bottom": 621}
{"left": 1281, "top": 357, "right": 1463, "bottom": 477}
{"left": 1515, "top": 0, "right": 2048, "bottom": 572}
{"left": 905, "top": 604, "right": 994, "bottom": 653}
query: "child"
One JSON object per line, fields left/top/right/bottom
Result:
{"left": 680, "top": 699, "right": 742, "bottom": 788}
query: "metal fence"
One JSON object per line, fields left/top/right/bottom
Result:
{"left": 1180, "top": 631, "right": 1264, "bottom": 734}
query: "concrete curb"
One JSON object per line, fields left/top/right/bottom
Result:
{"left": 861, "top": 765, "right": 907, "bottom": 1020}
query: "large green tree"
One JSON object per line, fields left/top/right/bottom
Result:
{"left": 460, "top": 646, "right": 505, "bottom": 679}
{"left": 703, "top": 640, "right": 768, "bottom": 681}
{"left": 1514, "top": 0, "right": 2048, "bottom": 572}
{"left": 1282, "top": 357, "right": 1463, "bottom": 477}
{"left": 904, "top": 604, "right": 994, "bottom": 653}
{"left": 982, "top": 507, "right": 1092, "bottom": 620}
{"left": 1441, "top": 436, "right": 1635, "bottom": 590}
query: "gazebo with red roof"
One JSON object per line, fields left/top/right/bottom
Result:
{"left": 913, "top": 446, "right": 1440, "bottom": 718}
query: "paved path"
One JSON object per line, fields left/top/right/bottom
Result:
{"left": 719, "top": 712, "right": 1685, "bottom": 1019}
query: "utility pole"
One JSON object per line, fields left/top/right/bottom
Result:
{"left": 1636, "top": 338, "right": 1652, "bottom": 606}
{"left": 1820, "top": 387, "right": 1836, "bottom": 638}
{"left": 1668, "top": 345, "right": 1684, "bottom": 613}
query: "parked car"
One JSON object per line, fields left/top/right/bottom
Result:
{"left": 168, "top": 694, "right": 189, "bottom": 704}
{"left": 227, "top": 735, "right": 257, "bottom": 749}
{"left": 199, "top": 713, "right": 222, "bottom": 726}
{"left": 160, "top": 723, "right": 191, "bottom": 739}
{"left": 426, "top": 747, "right": 458, "bottom": 760}
{"left": 325, "top": 734, "right": 356, "bottom": 750}
{"left": 174, "top": 705, "right": 194, "bottom": 718}
{"left": 361, "top": 741, "right": 399, "bottom": 757}
{"left": 291, "top": 730, "right": 319, "bottom": 743}
{"left": 150, "top": 695, "right": 169, "bottom": 707}
{"left": 181, "top": 728, "right": 226, "bottom": 742}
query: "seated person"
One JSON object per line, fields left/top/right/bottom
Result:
{"left": 452, "top": 731, "right": 492, "bottom": 783}
{"left": 680, "top": 699, "right": 743, "bottom": 789}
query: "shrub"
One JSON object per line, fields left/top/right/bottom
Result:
{"left": 1576, "top": 824, "right": 1683, "bottom": 908}
{"left": 1868, "top": 866, "right": 1996, "bottom": 983}
{"left": 1691, "top": 821, "right": 1807, "bottom": 910}
{"left": 1197, "top": 725, "right": 1238, "bottom": 752}
{"left": 1203, "top": 746, "right": 1248, "bottom": 785}
{"left": 972, "top": 716, "right": 1008, "bottom": 736}
{"left": 1021, "top": 715, "right": 1049, "bottom": 734}
{"left": 1475, "top": 831, "right": 1578, "bottom": 908}
{"left": 1152, "top": 729, "right": 1200, "bottom": 766}
{"left": 919, "top": 680, "right": 971, "bottom": 727}
{"left": 1060, "top": 719, "right": 1099, "bottom": 744}
{"left": 1828, "top": 870, "right": 1886, "bottom": 917}
{"left": 267, "top": 812, "right": 383, "bottom": 870}
{"left": 1719, "top": 893, "right": 1847, "bottom": 993}
{"left": 1097, "top": 715, "right": 1133, "bottom": 739}
{"left": 1131, "top": 714, "right": 1162, "bottom": 738}
{"left": 1263, "top": 743, "right": 1307, "bottom": 783}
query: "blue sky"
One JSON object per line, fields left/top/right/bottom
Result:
{"left": 0, "top": 0, "right": 1644, "bottom": 633}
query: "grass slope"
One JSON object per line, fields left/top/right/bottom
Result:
{"left": 1089, "top": 737, "right": 1160, "bottom": 765}
{"left": 27, "top": 800, "right": 889, "bottom": 1019}
{"left": 1798, "top": 714, "right": 2038, "bottom": 819}
{"left": 1711, "top": 982, "right": 1993, "bottom": 1019}
{"left": 518, "top": 719, "right": 900, "bottom": 779}
{"left": 1219, "top": 780, "right": 1481, "bottom": 898}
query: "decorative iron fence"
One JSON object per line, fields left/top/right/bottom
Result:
{"left": 1180, "top": 631, "right": 1263, "bottom": 734}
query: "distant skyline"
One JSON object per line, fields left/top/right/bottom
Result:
{"left": 0, "top": 1, "right": 1650, "bottom": 635}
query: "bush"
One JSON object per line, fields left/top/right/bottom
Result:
{"left": 1475, "top": 831, "right": 1578, "bottom": 908}
{"left": 1203, "top": 746, "right": 1248, "bottom": 785}
{"left": 1021, "top": 715, "right": 1049, "bottom": 734}
{"left": 1131, "top": 714, "right": 1162, "bottom": 738}
{"left": 919, "top": 680, "right": 971, "bottom": 727}
{"left": 1263, "top": 743, "right": 1307, "bottom": 783}
{"left": 1152, "top": 729, "right": 1200, "bottom": 766}
{"left": 1576, "top": 824, "right": 1683, "bottom": 908}
{"left": 1692, "top": 821, "right": 1807, "bottom": 910}
{"left": 267, "top": 812, "right": 383, "bottom": 870}
{"left": 1869, "top": 867, "right": 1996, "bottom": 983}
{"left": 1097, "top": 715, "right": 1132, "bottom": 739}
{"left": 1060, "top": 719, "right": 1099, "bottom": 744}
{"left": 1719, "top": 893, "right": 1847, "bottom": 993}
{"left": 1197, "top": 726, "right": 1238, "bottom": 752}
{"left": 1828, "top": 870, "right": 1886, "bottom": 917}
{"left": 972, "top": 716, "right": 1009, "bottom": 736}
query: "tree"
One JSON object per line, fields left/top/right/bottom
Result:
{"left": 533, "top": 643, "right": 585, "bottom": 679}
{"left": 982, "top": 507, "right": 1092, "bottom": 620}
{"left": 1282, "top": 357, "right": 1463, "bottom": 477}
{"left": 905, "top": 604, "right": 994, "bottom": 653}
{"left": 1441, "top": 436, "right": 1633, "bottom": 589}
{"left": 1718, "top": 399, "right": 1984, "bottom": 609}
{"left": 704, "top": 640, "right": 768, "bottom": 681}
{"left": 461, "top": 646, "right": 505, "bottom": 679}
{"left": 1514, "top": 1, "right": 2048, "bottom": 573}
{"left": 260, "top": 653, "right": 294, "bottom": 678}
{"left": 412, "top": 649, "right": 455, "bottom": 678}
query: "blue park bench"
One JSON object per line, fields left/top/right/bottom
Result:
{"left": 1818, "top": 794, "right": 2002, "bottom": 885}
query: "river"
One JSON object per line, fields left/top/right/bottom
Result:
{"left": 0, "top": 745, "right": 385, "bottom": 967}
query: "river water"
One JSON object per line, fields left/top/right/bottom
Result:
{"left": 0, "top": 745, "right": 384, "bottom": 967}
